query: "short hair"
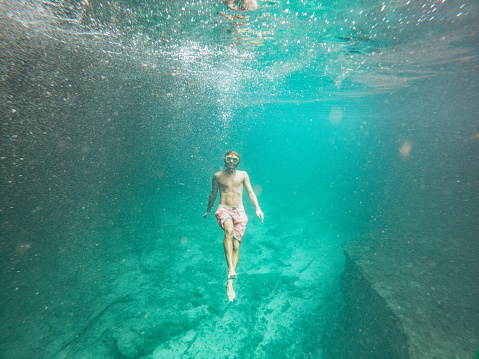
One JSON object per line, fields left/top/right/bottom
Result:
{"left": 224, "top": 150, "right": 240, "bottom": 159}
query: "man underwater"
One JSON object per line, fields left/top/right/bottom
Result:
{"left": 203, "top": 151, "right": 264, "bottom": 302}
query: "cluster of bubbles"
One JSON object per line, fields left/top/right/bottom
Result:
{"left": 2, "top": 1, "right": 476, "bottom": 95}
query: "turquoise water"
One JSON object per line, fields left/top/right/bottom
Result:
{"left": 1, "top": 0, "right": 478, "bottom": 358}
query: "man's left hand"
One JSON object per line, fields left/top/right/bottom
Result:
{"left": 256, "top": 209, "right": 264, "bottom": 223}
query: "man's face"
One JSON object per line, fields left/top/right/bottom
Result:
{"left": 224, "top": 155, "right": 240, "bottom": 169}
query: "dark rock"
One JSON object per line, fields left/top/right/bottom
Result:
{"left": 323, "top": 236, "right": 479, "bottom": 359}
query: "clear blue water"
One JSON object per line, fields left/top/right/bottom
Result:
{"left": 1, "top": 1, "right": 478, "bottom": 358}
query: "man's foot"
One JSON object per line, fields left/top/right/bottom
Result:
{"left": 227, "top": 281, "right": 236, "bottom": 302}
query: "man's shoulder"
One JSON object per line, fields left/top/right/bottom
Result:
{"left": 214, "top": 170, "right": 248, "bottom": 178}
{"left": 237, "top": 170, "right": 249, "bottom": 179}
{"left": 213, "top": 170, "right": 226, "bottom": 180}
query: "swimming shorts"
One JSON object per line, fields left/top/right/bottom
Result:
{"left": 215, "top": 206, "right": 248, "bottom": 241}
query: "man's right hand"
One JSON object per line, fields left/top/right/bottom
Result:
{"left": 203, "top": 212, "right": 210, "bottom": 219}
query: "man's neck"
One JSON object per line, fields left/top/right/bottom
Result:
{"left": 225, "top": 168, "right": 236, "bottom": 174}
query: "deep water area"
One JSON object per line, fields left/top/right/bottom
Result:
{"left": 1, "top": 1, "right": 478, "bottom": 358}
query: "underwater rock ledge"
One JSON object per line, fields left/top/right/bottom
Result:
{"left": 321, "top": 244, "right": 409, "bottom": 359}
{"left": 323, "top": 237, "right": 479, "bottom": 359}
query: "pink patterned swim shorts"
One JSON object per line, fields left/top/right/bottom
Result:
{"left": 215, "top": 206, "right": 248, "bottom": 241}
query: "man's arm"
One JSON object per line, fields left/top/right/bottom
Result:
{"left": 203, "top": 175, "right": 219, "bottom": 218}
{"left": 243, "top": 172, "right": 264, "bottom": 223}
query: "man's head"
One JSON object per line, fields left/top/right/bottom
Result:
{"left": 224, "top": 150, "right": 240, "bottom": 169}
{"left": 244, "top": 0, "right": 259, "bottom": 10}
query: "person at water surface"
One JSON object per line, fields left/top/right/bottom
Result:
{"left": 203, "top": 151, "right": 264, "bottom": 302}
{"left": 222, "top": 0, "right": 259, "bottom": 11}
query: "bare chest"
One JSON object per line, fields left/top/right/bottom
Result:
{"left": 218, "top": 172, "right": 243, "bottom": 191}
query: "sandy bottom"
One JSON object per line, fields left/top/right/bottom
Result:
{"left": 1, "top": 198, "right": 346, "bottom": 358}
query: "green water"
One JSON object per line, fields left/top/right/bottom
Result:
{"left": 1, "top": 0, "right": 478, "bottom": 358}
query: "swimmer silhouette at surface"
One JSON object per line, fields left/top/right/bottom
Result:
{"left": 222, "top": 0, "right": 259, "bottom": 11}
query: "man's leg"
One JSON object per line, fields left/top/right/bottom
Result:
{"left": 223, "top": 220, "right": 236, "bottom": 277}
{"left": 232, "top": 238, "right": 240, "bottom": 273}
{"left": 223, "top": 220, "right": 236, "bottom": 301}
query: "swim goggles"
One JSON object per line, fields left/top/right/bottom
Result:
{"left": 224, "top": 155, "right": 240, "bottom": 164}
